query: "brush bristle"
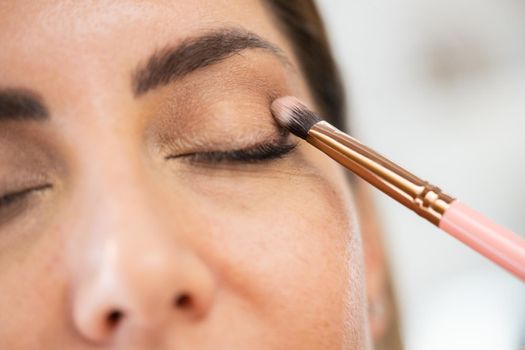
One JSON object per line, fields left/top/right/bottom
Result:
{"left": 271, "top": 96, "right": 322, "bottom": 139}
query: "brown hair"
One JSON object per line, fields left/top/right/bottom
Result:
{"left": 263, "top": 0, "right": 346, "bottom": 130}
{"left": 264, "top": 1, "right": 403, "bottom": 349}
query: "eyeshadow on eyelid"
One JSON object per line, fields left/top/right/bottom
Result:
{"left": 151, "top": 115, "right": 288, "bottom": 157}
{"left": 143, "top": 81, "right": 291, "bottom": 161}
{"left": 142, "top": 62, "right": 291, "bottom": 128}
{"left": 166, "top": 128, "right": 296, "bottom": 163}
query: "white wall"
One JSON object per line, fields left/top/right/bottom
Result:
{"left": 315, "top": 1, "right": 525, "bottom": 348}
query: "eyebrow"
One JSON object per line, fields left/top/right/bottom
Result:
{"left": 0, "top": 89, "right": 49, "bottom": 122}
{"left": 132, "top": 27, "right": 291, "bottom": 96}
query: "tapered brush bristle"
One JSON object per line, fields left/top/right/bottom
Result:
{"left": 271, "top": 96, "right": 322, "bottom": 139}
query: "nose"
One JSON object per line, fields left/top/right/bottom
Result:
{"left": 69, "top": 188, "right": 217, "bottom": 344}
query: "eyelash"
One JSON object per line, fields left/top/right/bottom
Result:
{"left": 0, "top": 184, "right": 52, "bottom": 211}
{"left": 167, "top": 141, "right": 298, "bottom": 164}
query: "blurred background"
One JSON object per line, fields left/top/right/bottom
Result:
{"left": 315, "top": 0, "right": 525, "bottom": 349}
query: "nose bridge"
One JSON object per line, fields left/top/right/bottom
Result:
{"left": 68, "top": 147, "right": 217, "bottom": 343}
{"left": 79, "top": 127, "right": 176, "bottom": 238}
{"left": 90, "top": 160, "right": 171, "bottom": 251}
{"left": 78, "top": 153, "right": 165, "bottom": 250}
{"left": 69, "top": 116, "right": 187, "bottom": 277}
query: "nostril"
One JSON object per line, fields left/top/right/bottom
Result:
{"left": 174, "top": 293, "right": 192, "bottom": 309}
{"left": 106, "top": 309, "right": 124, "bottom": 328}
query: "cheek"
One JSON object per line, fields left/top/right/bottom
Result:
{"left": 0, "top": 223, "right": 69, "bottom": 345}
{"left": 183, "top": 159, "right": 366, "bottom": 344}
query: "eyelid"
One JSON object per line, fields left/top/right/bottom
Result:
{"left": 0, "top": 184, "right": 53, "bottom": 226}
{"left": 167, "top": 138, "right": 298, "bottom": 164}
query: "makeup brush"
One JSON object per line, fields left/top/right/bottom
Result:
{"left": 271, "top": 96, "right": 525, "bottom": 281}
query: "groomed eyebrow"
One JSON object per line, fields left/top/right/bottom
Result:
{"left": 132, "top": 27, "right": 291, "bottom": 96}
{"left": 0, "top": 89, "right": 49, "bottom": 121}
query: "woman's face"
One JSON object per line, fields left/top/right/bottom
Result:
{"left": 0, "top": 1, "right": 370, "bottom": 349}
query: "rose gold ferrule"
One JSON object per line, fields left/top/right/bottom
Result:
{"left": 307, "top": 121, "right": 455, "bottom": 226}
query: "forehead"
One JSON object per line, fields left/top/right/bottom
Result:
{"left": 0, "top": 0, "right": 295, "bottom": 92}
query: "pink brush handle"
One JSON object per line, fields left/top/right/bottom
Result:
{"left": 440, "top": 200, "right": 525, "bottom": 281}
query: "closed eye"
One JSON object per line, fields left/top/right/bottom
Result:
{"left": 166, "top": 139, "right": 298, "bottom": 164}
{"left": 0, "top": 184, "right": 52, "bottom": 208}
{"left": 0, "top": 184, "right": 52, "bottom": 224}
